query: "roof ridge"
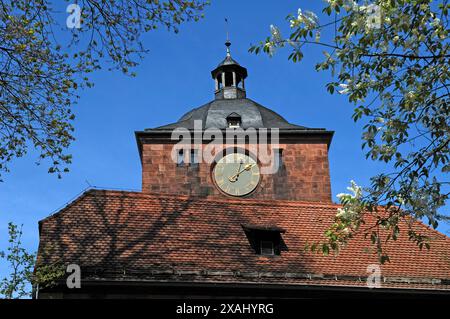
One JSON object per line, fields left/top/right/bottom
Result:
{"left": 85, "top": 189, "right": 341, "bottom": 209}
{"left": 404, "top": 214, "right": 450, "bottom": 243}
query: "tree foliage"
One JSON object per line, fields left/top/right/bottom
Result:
{"left": 250, "top": 0, "right": 450, "bottom": 262}
{"left": 0, "top": 0, "right": 207, "bottom": 181}
{"left": 0, "top": 222, "right": 69, "bottom": 299}
{"left": 0, "top": 223, "right": 35, "bottom": 299}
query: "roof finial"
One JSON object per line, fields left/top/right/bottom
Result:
{"left": 225, "top": 18, "right": 231, "bottom": 57}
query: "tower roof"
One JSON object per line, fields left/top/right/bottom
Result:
{"left": 151, "top": 98, "right": 315, "bottom": 130}
{"left": 217, "top": 55, "right": 242, "bottom": 67}
{"left": 211, "top": 41, "right": 248, "bottom": 80}
{"left": 143, "top": 42, "right": 331, "bottom": 135}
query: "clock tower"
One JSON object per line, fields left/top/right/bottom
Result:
{"left": 36, "top": 40, "right": 450, "bottom": 299}
{"left": 135, "top": 41, "right": 334, "bottom": 202}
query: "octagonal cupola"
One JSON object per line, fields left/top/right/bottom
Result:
{"left": 211, "top": 40, "right": 247, "bottom": 100}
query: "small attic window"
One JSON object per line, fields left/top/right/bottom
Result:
{"left": 227, "top": 113, "right": 241, "bottom": 128}
{"left": 261, "top": 240, "right": 275, "bottom": 256}
{"left": 242, "top": 224, "right": 286, "bottom": 256}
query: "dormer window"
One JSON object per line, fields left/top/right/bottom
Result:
{"left": 227, "top": 113, "right": 241, "bottom": 128}
{"left": 260, "top": 240, "right": 275, "bottom": 256}
{"left": 242, "top": 224, "right": 286, "bottom": 256}
{"left": 228, "top": 119, "right": 241, "bottom": 128}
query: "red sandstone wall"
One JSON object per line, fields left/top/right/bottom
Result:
{"left": 141, "top": 142, "right": 332, "bottom": 202}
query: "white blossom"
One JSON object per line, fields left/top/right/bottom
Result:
{"left": 270, "top": 24, "right": 282, "bottom": 43}
{"left": 406, "top": 91, "right": 416, "bottom": 100}
{"left": 338, "top": 83, "right": 350, "bottom": 95}
{"left": 290, "top": 8, "right": 319, "bottom": 29}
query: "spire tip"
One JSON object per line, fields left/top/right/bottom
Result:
{"left": 225, "top": 18, "right": 231, "bottom": 56}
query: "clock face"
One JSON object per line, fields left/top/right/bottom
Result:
{"left": 213, "top": 153, "right": 260, "bottom": 196}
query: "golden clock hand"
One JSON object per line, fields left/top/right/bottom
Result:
{"left": 228, "top": 160, "right": 243, "bottom": 182}
{"left": 236, "top": 160, "right": 243, "bottom": 175}
{"left": 228, "top": 163, "right": 255, "bottom": 182}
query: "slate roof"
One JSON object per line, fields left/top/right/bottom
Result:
{"left": 150, "top": 98, "right": 318, "bottom": 131}
{"left": 210, "top": 54, "right": 248, "bottom": 79}
{"left": 217, "top": 55, "right": 241, "bottom": 67}
{"left": 37, "top": 189, "right": 450, "bottom": 291}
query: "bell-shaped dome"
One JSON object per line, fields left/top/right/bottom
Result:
{"left": 152, "top": 98, "right": 309, "bottom": 130}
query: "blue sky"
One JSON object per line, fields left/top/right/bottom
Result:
{"left": 0, "top": 0, "right": 448, "bottom": 274}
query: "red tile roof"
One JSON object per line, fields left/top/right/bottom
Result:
{"left": 37, "top": 189, "right": 450, "bottom": 291}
